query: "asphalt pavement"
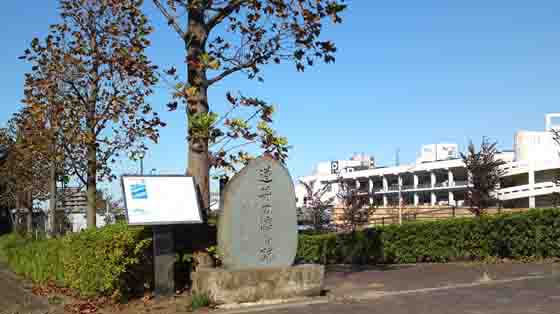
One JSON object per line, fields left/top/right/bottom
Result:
{"left": 0, "top": 263, "right": 49, "bottom": 314}
{"left": 256, "top": 276, "right": 560, "bottom": 314}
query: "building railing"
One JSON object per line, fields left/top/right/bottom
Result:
{"left": 500, "top": 161, "right": 529, "bottom": 173}
{"left": 367, "top": 181, "right": 470, "bottom": 194}
{"left": 417, "top": 183, "right": 432, "bottom": 189}
{"left": 497, "top": 181, "right": 557, "bottom": 196}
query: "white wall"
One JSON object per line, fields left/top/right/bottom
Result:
{"left": 68, "top": 213, "right": 112, "bottom": 232}
{"left": 514, "top": 130, "right": 559, "bottom": 162}
{"left": 294, "top": 183, "right": 307, "bottom": 208}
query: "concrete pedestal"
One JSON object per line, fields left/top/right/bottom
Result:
{"left": 191, "top": 264, "right": 324, "bottom": 304}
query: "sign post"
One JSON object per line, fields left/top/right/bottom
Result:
{"left": 152, "top": 225, "right": 175, "bottom": 295}
{"left": 122, "top": 175, "right": 203, "bottom": 296}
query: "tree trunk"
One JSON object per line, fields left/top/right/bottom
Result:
{"left": 86, "top": 143, "right": 97, "bottom": 229}
{"left": 187, "top": 8, "right": 210, "bottom": 216}
{"left": 188, "top": 131, "right": 210, "bottom": 215}
{"left": 47, "top": 158, "right": 57, "bottom": 237}
{"left": 47, "top": 101, "right": 58, "bottom": 238}
{"left": 26, "top": 208, "right": 32, "bottom": 234}
{"left": 86, "top": 26, "right": 99, "bottom": 229}
{"left": 86, "top": 89, "right": 97, "bottom": 229}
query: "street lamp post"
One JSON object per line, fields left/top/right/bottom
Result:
{"left": 398, "top": 183, "right": 402, "bottom": 225}
{"left": 398, "top": 166, "right": 416, "bottom": 225}
{"left": 138, "top": 151, "right": 145, "bottom": 175}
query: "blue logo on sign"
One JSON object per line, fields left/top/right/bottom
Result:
{"left": 131, "top": 184, "right": 148, "bottom": 199}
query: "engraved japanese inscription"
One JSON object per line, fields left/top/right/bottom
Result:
{"left": 257, "top": 164, "right": 274, "bottom": 264}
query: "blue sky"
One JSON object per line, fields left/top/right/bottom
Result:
{"left": 1, "top": 1, "right": 559, "bottom": 195}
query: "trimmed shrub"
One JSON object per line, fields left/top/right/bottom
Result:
{"left": 62, "top": 223, "right": 152, "bottom": 296}
{"left": 296, "top": 208, "right": 560, "bottom": 265}
{"left": 0, "top": 223, "right": 151, "bottom": 297}
{"left": 296, "top": 228, "right": 384, "bottom": 265}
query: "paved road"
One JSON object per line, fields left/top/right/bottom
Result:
{"left": 324, "top": 262, "right": 560, "bottom": 294}
{"left": 0, "top": 263, "right": 49, "bottom": 314}
{"left": 255, "top": 276, "right": 560, "bottom": 314}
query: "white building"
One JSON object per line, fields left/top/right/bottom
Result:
{"left": 50, "top": 188, "right": 112, "bottom": 232}
{"left": 297, "top": 113, "right": 560, "bottom": 210}
{"left": 67, "top": 213, "right": 112, "bottom": 232}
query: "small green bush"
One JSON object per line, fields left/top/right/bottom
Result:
{"left": 296, "top": 208, "right": 560, "bottom": 265}
{"left": 0, "top": 223, "right": 151, "bottom": 297}
{"left": 62, "top": 223, "right": 152, "bottom": 296}
{"left": 190, "top": 293, "right": 210, "bottom": 310}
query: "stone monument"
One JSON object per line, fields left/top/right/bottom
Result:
{"left": 218, "top": 155, "right": 298, "bottom": 269}
{"left": 191, "top": 155, "right": 324, "bottom": 304}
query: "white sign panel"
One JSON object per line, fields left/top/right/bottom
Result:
{"left": 122, "top": 175, "right": 202, "bottom": 225}
{"left": 436, "top": 144, "right": 458, "bottom": 160}
{"left": 419, "top": 144, "right": 437, "bottom": 163}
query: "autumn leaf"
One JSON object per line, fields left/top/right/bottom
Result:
{"left": 185, "top": 86, "right": 198, "bottom": 97}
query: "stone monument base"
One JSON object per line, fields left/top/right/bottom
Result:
{"left": 191, "top": 264, "right": 324, "bottom": 304}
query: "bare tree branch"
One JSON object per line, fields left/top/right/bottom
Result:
{"left": 152, "top": 0, "right": 187, "bottom": 40}
{"left": 206, "top": 0, "right": 248, "bottom": 30}
{"left": 207, "top": 60, "right": 258, "bottom": 85}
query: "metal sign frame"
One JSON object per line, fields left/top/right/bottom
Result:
{"left": 121, "top": 174, "right": 203, "bottom": 226}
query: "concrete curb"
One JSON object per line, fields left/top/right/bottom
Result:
{"left": 213, "top": 297, "right": 329, "bottom": 314}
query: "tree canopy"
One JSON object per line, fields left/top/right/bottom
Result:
{"left": 20, "top": 0, "right": 165, "bottom": 228}
{"left": 152, "top": 0, "right": 347, "bottom": 211}
{"left": 461, "top": 138, "right": 505, "bottom": 216}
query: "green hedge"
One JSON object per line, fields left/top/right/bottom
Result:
{"left": 0, "top": 223, "right": 151, "bottom": 297}
{"left": 296, "top": 208, "right": 560, "bottom": 264}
